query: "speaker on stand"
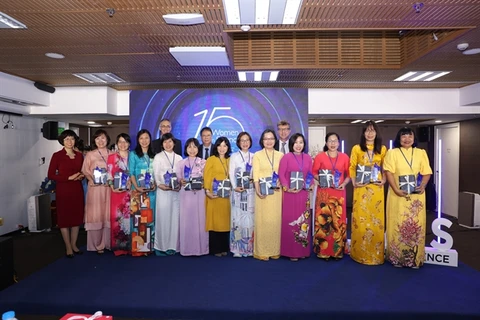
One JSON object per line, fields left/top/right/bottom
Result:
{"left": 42, "top": 121, "right": 59, "bottom": 140}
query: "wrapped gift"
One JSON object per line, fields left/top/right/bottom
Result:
{"left": 304, "top": 172, "right": 314, "bottom": 190}
{"left": 355, "top": 165, "right": 372, "bottom": 184}
{"left": 318, "top": 169, "right": 333, "bottom": 188}
{"left": 399, "top": 174, "right": 416, "bottom": 194}
{"left": 236, "top": 171, "right": 251, "bottom": 189}
{"left": 259, "top": 177, "right": 274, "bottom": 195}
{"left": 164, "top": 172, "right": 179, "bottom": 189}
{"left": 114, "top": 171, "right": 128, "bottom": 190}
{"left": 60, "top": 312, "right": 112, "bottom": 320}
{"left": 217, "top": 179, "right": 231, "bottom": 198}
{"left": 93, "top": 167, "right": 107, "bottom": 185}
{"left": 185, "top": 177, "right": 203, "bottom": 191}
{"left": 290, "top": 171, "right": 304, "bottom": 190}
{"left": 370, "top": 164, "right": 382, "bottom": 183}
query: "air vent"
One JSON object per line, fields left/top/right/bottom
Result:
{"left": 72, "top": 73, "right": 126, "bottom": 83}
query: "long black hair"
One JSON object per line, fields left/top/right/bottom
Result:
{"left": 134, "top": 129, "right": 155, "bottom": 158}
{"left": 393, "top": 127, "right": 418, "bottom": 148}
{"left": 359, "top": 121, "right": 383, "bottom": 154}
{"left": 211, "top": 136, "right": 232, "bottom": 158}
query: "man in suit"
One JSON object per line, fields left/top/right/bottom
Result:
{"left": 274, "top": 120, "right": 291, "bottom": 154}
{"left": 198, "top": 127, "right": 213, "bottom": 159}
{"left": 151, "top": 118, "right": 183, "bottom": 155}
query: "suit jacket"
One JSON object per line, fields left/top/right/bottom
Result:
{"left": 152, "top": 138, "right": 183, "bottom": 156}
{"left": 274, "top": 140, "right": 290, "bottom": 154}
{"left": 199, "top": 144, "right": 213, "bottom": 160}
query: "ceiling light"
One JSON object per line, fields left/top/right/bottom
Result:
{"left": 223, "top": 0, "right": 303, "bottom": 25}
{"left": 394, "top": 72, "right": 417, "bottom": 81}
{"left": 409, "top": 72, "right": 433, "bottom": 81}
{"left": 351, "top": 120, "right": 363, "bottom": 124}
{"left": 435, "top": 120, "right": 442, "bottom": 123}
{"left": 87, "top": 121, "right": 96, "bottom": 124}
{"left": 361, "top": 120, "right": 370, "bottom": 124}
{"left": 374, "top": 120, "right": 384, "bottom": 123}
{"left": 162, "top": 13, "right": 205, "bottom": 25}
{"left": 238, "top": 71, "right": 280, "bottom": 82}
{"left": 424, "top": 71, "right": 451, "bottom": 81}
{"left": 0, "top": 12, "right": 27, "bottom": 29}
{"left": 169, "top": 47, "right": 229, "bottom": 66}
{"left": 240, "top": 25, "right": 251, "bottom": 32}
{"left": 394, "top": 71, "right": 450, "bottom": 82}
{"left": 45, "top": 53, "right": 65, "bottom": 59}
{"left": 107, "top": 121, "right": 113, "bottom": 125}
{"left": 463, "top": 48, "right": 480, "bottom": 55}
{"left": 73, "top": 73, "right": 126, "bottom": 83}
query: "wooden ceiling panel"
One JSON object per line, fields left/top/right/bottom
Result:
{"left": 0, "top": 0, "right": 479, "bottom": 89}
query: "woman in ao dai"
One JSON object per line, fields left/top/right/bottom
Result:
{"left": 228, "top": 132, "right": 255, "bottom": 257}
{"left": 153, "top": 133, "right": 182, "bottom": 255}
{"left": 176, "top": 138, "right": 209, "bottom": 256}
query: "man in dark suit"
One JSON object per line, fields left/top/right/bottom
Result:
{"left": 198, "top": 127, "right": 213, "bottom": 159}
{"left": 151, "top": 118, "right": 183, "bottom": 155}
{"left": 274, "top": 120, "right": 291, "bottom": 154}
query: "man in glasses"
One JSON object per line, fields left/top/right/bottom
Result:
{"left": 274, "top": 120, "right": 291, "bottom": 154}
{"left": 152, "top": 118, "right": 183, "bottom": 155}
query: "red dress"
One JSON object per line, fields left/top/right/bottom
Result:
{"left": 48, "top": 149, "right": 85, "bottom": 228}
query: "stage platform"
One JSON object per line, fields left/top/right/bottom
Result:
{"left": 1, "top": 252, "right": 480, "bottom": 320}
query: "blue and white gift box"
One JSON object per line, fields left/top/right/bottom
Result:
{"left": 185, "top": 177, "right": 203, "bottom": 191}
{"left": 259, "top": 177, "right": 274, "bottom": 195}
{"left": 318, "top": 169, "right": 333, "bottom": 188}
{"left": 164, "top": 172, "right": 179, "bottom": 189}
{"left": 236, "top": 171, "right": 251, "bottom": 189}
{"left": 290, "top": 171, "right": 304, "bottom": 190}
{"left": 355, "top": 165, "right": 372, "bottom": 184}
{"left": 213, "top": 178, "right": 231, "bottom": 198}
{"left": 399, "top": 174, "right": 416, "bottom": 194}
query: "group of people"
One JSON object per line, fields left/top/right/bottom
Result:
{"left": 48, "top": 119, "right": 432, "bottom": 268}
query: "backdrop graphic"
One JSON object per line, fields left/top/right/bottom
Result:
{"left": 130, "top": 88, "right": 308, "bottom": 153}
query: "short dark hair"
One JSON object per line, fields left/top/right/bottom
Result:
{"left": 288, "top": 133, "right": 306, "bottom": 153}
{"left": 236, "top": 132, "right": 252, "bottom": 149}
{"left": 211, "top": 136, "right": 232, "bottom": 158}
{"left": 259, "top": 129, "right": 278, "bottom": 149}
{"left": 184, "top": 138, "right": 200, "bottom": 157}
{"left": 134, "top": 129, "right": 155, "bottom": 158}
{"left": 116, "top": 133, "right": 131, "bottom": 145}
{"left": 159, "top": 133, "right": 176, "bottom": 152}
{"left": 393, "top": 127, "right": 418, "bottom": 148}
{"left": 200, "top": 127, "right": 212, "bottom": 135}
{"left": 57, "top": 129, "right": 78, "bottom": 146}
{"left": 277, "top": 120, "right": 290, "bottom": 128}
{"left": 91, "top": 129, "right": 111, "bottom": 150}
{"left": 359, "top": 121, "right": 382, "bottom": 154}
{"left": 323, "top": 132, "right": 340, "bottom": 152}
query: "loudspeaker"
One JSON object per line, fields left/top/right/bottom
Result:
{"left": 0, "top": 237, "right": 14, "bottom": 291}
{"left": 418, "top": 126, "right": 430, "bottom": 142}
{"left": 34, "top": 82, "right": 56, "bottom": 94}
{"left": 42, "top": 121, "right": 59, "bottom": 140}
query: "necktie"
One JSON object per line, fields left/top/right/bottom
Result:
{"left": 281, "top": 142, "right": 286, "bottom": 154}
{"left": 205, "top": 148, "right": 209, "bottom": 159}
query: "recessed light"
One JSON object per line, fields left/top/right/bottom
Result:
{"left": 107, "top": 121, "right": 113, "bottom": 125}
{"left": 374, "top": 120, "right": 384, "bottom": 123}
{"left": 351, "top": 120, "right": 363, "bottom": 124}
{"left": 435, "top": 120, "right": 442, "bottom": 123}
{"left": 45, "top": 53, "right": 65, "bottom": 59}
{"left": 237, "top": 71, "right": 279, "bottom": 82}
{"left": 394, "top": 71, "right": 450, "bottom": 82}
{"left": 463, "top": 48, "right": 480, "bottom": 55}
{"left": 162, "top": 13, "right": 205, "bottom": 25}
{"left": 0, "top": 11, "right": 27, "bottom": 29}
{"left": 87, "top": 121, "right": 95, "bottom": 124}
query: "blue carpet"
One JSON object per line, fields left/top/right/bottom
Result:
{"left": 1, "top": 252, "right": 480, "bottom": 319}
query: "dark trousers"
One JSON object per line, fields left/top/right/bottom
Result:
{"left": 209, "top": 231, "right": 230, "bottom": 255}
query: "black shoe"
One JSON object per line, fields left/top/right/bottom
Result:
{"left": 73, "top": 250, "right": 83, "bottom": 255}
{"left": 66, "top": 254, "right": 74, "bottom": 258}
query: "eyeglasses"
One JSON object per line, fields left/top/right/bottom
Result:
{"left": 160, "top": 125, "right": 171, "bottom": 128}
{"left": 365, "top": 129, "right": 376, "bottom": 133}
{"left": 327, "top": 140, "right": 339, "bottom": 144}
{"left": 263, "top": 138, "right": 275, "bottom": 141}
{"left": 240, "top": 139, "right": 250, "bottom": 143}
{"left": 278, "top": 128, "right": 290, "bottom": 132}
{"left": 63, "top": 137, "right": 75, "bottom": 142}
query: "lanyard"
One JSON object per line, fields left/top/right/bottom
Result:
{"left": 399, "top": 147, "right": 414, "bottom": 171}
{"left": 366, "top": 149, "right": 374, "bottom": 164}
{"left": 327, "top": 152, "right": 338, "bottom": 172}
{"left": 219, "top": 157, "right": 228, "bottom": 179}
{"left": 164, "top": 151, "right": 175, "bottom": 170}
{"left": 143, "top": 154, "right": 151, "bottom": 171}
{"left": 293, "top": 153, "right": 304, "bottom": 171}
{"left": 97, "top": 149, "right": 107, "bottom": 166}
{"left": 188, "top": 156, "right": 198, "bottom": 171}
{"left": 239, "top": 151, "right": 251, "bottom": 166}
{"left": 265, "top": 149, "right": 275, "bottom": 172}
{"left": 117, "top": 153, "right": 128, "bottom": 170}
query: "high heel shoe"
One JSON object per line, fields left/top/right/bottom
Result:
{"left": 66, "top": 254, "right": 74, "bottom": 259}
{"left": 73, "top": 250, "right": 83, "bottom": 255}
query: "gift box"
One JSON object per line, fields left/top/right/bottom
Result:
{"left": 290, "top": 171, "right": 304, "bottom": 190}
{"left": 137, "top": 173, "right": 154, "bottom": 190}
{"left": 93, "top": 167, "right": 107, "bottom": 185}
{"left": 355, "top": 165, "right": 372, "bottom": 184}
{"left": 259, "top": 177, "right": 274, "bottom": 195}
{"left": 217, "top": 179, "right": 231, "bottom": 198}
{"left": 236, "top": 171, "right": 251, "bottom": 189}
{"left": 60, "top": 312, "right": 112, "bottom": 320}
{"left": 318, "top": 169, "right": 333, "bottom": 188}
{"left": 399, "top": 174, "right": 416, "bottom": 194}
{"left": 113, "top": 171, "right": 128, "bottom": 190}
{"left": 164, "top": 172, "right": 179, "bottom": 189}
{"left": 185, "top": 177, "right": 203, "bottom": 191}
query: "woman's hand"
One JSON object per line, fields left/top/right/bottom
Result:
{"left": 335, "top": 184, "right": 346, "bottom": 190}
{"left": 234, "top": 187, "right": 244, "bottom": 193}
{"left": 256, "top": 191, "right": 267, "bottom": 199}
{"left": 394, "top": 188, "right": 408, "bottom": 197}
{"left": 205, "top": 190, "right": 218, "bottom": 199}
{"left": 68, "top": 172, "right": 82, "bottom": 181}
{"left": 352, "top": 180, "right": 365, "bottom": 188}
{"left": 415, "top": 184, "right": 426, "bottom": 194}
{"left": 158, "top": 184, "right": 172, "bottom": 191}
